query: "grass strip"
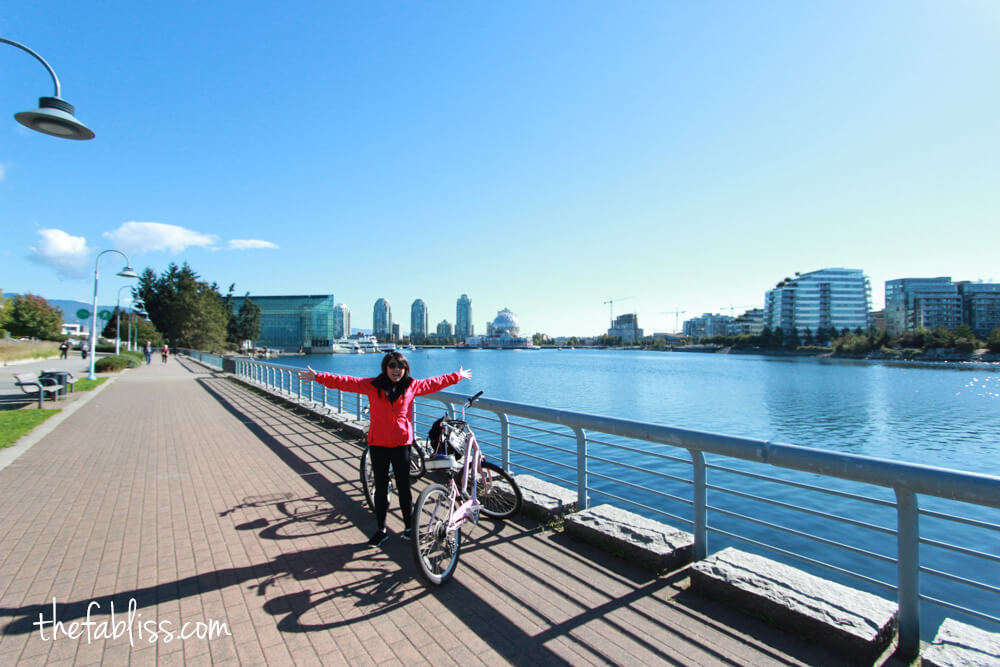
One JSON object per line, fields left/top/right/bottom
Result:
{"left": 0, "top": 409, "right": 60, "bottom": 448}
{"left": 74, "top": 377, "right": 108, "bottom": 392}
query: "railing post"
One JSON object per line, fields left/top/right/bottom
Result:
{"left": 895, "top": 489, "right": 920, "bottom": 658}
{"left": 690, "top": 450, "right": 707, "bottom": 560}
{"left": 337, "top": 388, "right": 343, "bottom": 413}
{"left": 573, "top": 426, "right": 588, "bottom": 510}
{"left": 355, "top": 393, "right": 362, "bottom": 419}
{"left": 495, "top": 412, "right": 510, "bottom": 470}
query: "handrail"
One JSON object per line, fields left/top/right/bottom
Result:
{"left": 227, "top": 356, "right": 1000, "bottom": 656}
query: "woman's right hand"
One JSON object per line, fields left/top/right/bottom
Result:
{"left": 299, "top": 365, "right": 317, "bottom": 383}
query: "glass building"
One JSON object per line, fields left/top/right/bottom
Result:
{"left": 333, "top": 303, "right": 350, "bottom": 339}
{"left": 373, "top": 298, "right": 392, "bottom": 340}
{"left": 958, "top": 282, "right": 1000, "bottom": 337}
{"left": 411, "top": 299, "right": 428, "bottom": 341}
{"left": 456, "top": 294, "right": 473, "bottom": 339}
{"left": 236, "top": 294, "right": 336, "bottom": 351}
{"left": 764, "top": 268, "right": 871, "bottom": 334}
{"left": 884, "top": 277, "right": 961, "bottom": 336}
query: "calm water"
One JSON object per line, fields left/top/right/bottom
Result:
{"left": 282, "top": 348, "right": 1000, "bottom": 635}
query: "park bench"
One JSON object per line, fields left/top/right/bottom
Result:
{"left": 41, "top": 370, "right": 78, "bottom": 395}
{"left": 13, "top": 372, "right": 62, "bottom": 409}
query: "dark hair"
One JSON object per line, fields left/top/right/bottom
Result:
{"left": 372, "top": 352, "right": 412, "bottom": 402}
{"left": 380, "top": 351, "right": 410, "bottom": 377}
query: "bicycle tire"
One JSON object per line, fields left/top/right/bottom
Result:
{"left": 412, "top": 483, "right": 461, "bottom": 585}
{"left": 360, "top": 447, "right": 394, "bottom": 513}
{"left": 479, "top": 461, "right": 522, "bottom": 520}
{"left": 409, "top": 443, "right": 425, "bottom": 479}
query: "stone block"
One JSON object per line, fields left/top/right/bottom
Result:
{"left": 564, "top": 503, "right": 693, "bottom": 571}
{"left": 689, "top": 547, "right": 897, "bottom": 660}
{"left": 516, "top": 475, "right": 578, "bottom": 521}
{"left": 922, "top": 618, "right": 1000, "bottom": 667}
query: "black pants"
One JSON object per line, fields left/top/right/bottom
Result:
{"left": 369, "top": 445, "right": 412, "bottom": 532}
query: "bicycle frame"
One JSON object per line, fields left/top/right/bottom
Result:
{"left": 445, "top": 432, "right": 484, "bottom": 531}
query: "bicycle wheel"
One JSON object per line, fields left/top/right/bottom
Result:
{"left": 409, "top": 443, "right": 426, "bottom": 479}
{"left": 412, "top": 483, "right": 461, "bottom": 585}
{"left": 360, "top": 447, "right": 393, "bottom": 513}
{"left": 479, "top": 461, "right": 522, "bottom": 520}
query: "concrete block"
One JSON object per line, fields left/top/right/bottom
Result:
{"left": 922, "top": 618, "right": 1000, "bottom": 667}
{"left": 689, "top": 547, "right": 897, "bottom": 660}
{"left": 516, "top": 475, "right": 578, "bottom": 521}
{"left": 564, "top": 503, "right": 693, "bottom": 571}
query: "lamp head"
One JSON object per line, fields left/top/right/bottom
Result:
{"left": 117, "top": 265, "right": 138, "bottom": 279}
{"left": 14, "top": 96, "right": 95, "bottom": 140}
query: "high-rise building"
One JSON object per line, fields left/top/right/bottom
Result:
{"left": 884, "top": 278, "right": 961, "bottom": 336}
{"left": 682, "top": 313, "right": 733, "bottom": 338}
{"left": 436, "top": 320, "right": 453, "bottom": 336}
{"left": 764, "top": 268, "right": 871, "bottom": 334}
{"left": 958, "top": 282, "right": 1000, "bottom": 337}
{"left": 456, "top": 294, "right": 473, "bottom": 339}
{"left": 608, "top": 313, "right": 643, "bottom": 342}
{"left": 373, "top": 298, "right": 392, "bottom": 340}
{"left": 333, "top": 303, "right": 350, "bottom": 339}
{"left": 233, "top": 294, "right": 336, "bottom": 351}
{"left": 410, "top": 299, "right": 428, "bottom": 341}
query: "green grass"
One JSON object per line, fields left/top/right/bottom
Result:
{"left": 0, "top": 339, "right": 60, "bottom": 362}
{"left": 74, "top": 377, "right": 107, "bottom": 392}
{"left": 0, "top": 409, "right": 60, "bottom": 448}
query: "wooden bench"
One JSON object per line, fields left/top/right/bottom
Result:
{"left": 13, "top": 373, "right": 62, "bottom": 408}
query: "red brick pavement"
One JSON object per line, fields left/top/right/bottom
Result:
{"left": 0, "top": 356, "right": 868, "bottom": 665}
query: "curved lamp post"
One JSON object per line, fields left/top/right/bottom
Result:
{"left": 130, "top": 306, "right": 147, "bottom": 352}
{"left": 115, "top": 285, "right": 134, "bottom": 355}
{"left": 89, "top": 250, "right": 137, "bottom": 380}
{"left": 1, "top": 37, "right": 95, "bottom": 140}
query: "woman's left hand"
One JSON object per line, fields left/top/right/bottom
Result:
{"left": 458, "top": 366, "right": 472, "bottom": 380}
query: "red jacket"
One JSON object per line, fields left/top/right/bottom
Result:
{"left": 313, "top": 372, "right": 462, "bottom": 447}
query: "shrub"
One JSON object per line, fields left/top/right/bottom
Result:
{"left": 95, "top": 355, "right": 140, "bottom": 372}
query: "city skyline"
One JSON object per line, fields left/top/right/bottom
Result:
{"left": 3, "top": 3, "right": 998, "bottom": 337}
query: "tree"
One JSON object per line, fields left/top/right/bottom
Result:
{"left": 234, "top": 294, "right": 262, "bottom": 346}
{"left": 987, "top": 328, "right": 1000, "bottom": 353}
{"left": 0, "top": 290, "right": 12, "bottom": 335}
{"left": 136, "top": 262, "right": 230, "bottom": 351}
{"left": 7, "top": 294, "right": 64, "bottom": 339}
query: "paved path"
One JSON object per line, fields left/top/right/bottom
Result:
{"left": 0, "top": 355, "right": 872, "bottom": 665}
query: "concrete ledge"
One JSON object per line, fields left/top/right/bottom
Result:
{"left": 564, "top": 503, "right": 693, "bottom": 571}
{"left": 516, "top": 475, "right": 578, "bottom": 521}
{"left": 922, "top": 618, "right": 1000, "bottom": 667}
{"left": 689, "top": 547, "right": 897, "bottom": 660}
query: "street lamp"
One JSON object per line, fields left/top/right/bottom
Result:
{"left": 115, "top": 285, "right": 134, "bottom": 355}
{"left": 1, "top": 37, "right": 95, "bottom": 140}
{"left": 130, "top": 306, "right": 147, "bottom": 352}
{"left": 89, "top": 250, "right": 137, "bottom": 380}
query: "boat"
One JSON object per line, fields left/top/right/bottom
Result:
{"left": 332, "top": 339, "right": 363, "bottom": 354}
{"left": 379, "top": 342, "right": 397, "bottom": 353}
{"left": 356, "top": 336, "right": 381, "bottom": 354}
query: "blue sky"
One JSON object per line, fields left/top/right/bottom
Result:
{"left": 2, "top": 2, "right": 998, "bottom": 337}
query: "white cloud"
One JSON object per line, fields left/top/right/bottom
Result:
{"left": 227, "top": 239, "right": 279, "bottom": 250}
{"left": 103, "top": 221, "right": 217, "bottom": 254}
{"left": 27, "top": 228, "right": 92, "bottom": 278}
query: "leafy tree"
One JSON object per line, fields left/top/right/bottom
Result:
{"left": 987, "top": 328, "right": 1000, "bottom": 353}
{"left": 783, "top": 327, "right": 801, "bottom": 350}
{"left": 233, "top": 294, "right": 262, "bottom": 346}
{"left": 136, "top": 262, "right": 230, "bottom": 351}
{"left": 802, "top": 328, "right": 814, "bottom": 346}
{"left": 0, "top": 290, "right": 11, "bottom": 335}
{"left": 926, "top": 326, "right": 952, "bottom": 349}
{"left": 7, "top": 294, "right": 64, "bottom": 339}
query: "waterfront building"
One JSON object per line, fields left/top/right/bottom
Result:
{"left": 456, "top": 294, "right": 474, "bottom": 339}
{"left": 332, "top": 303, "right": 350, "bottom": 339}
{"left": 392, "top": 323, "right": 400, "bottom": 342}
{"left": 411, "top": 299, "right": 428, "bottom": 342}
{"left": 884, "top": 278, "right": 961, "bottom": 336}
{"left": 373, "top": 298, "right": 391, "bottom": 341}
{"left": 479, "top": 308, "right": 531, "bottom": 348}
{"left": 436, "top": 320, "right": 453, "bottom": 336}
{"left": 957, "top": 281, "right": 1000, "bottom": 337}
{"left": 235, "top": 294, "right": 336, "bottom": 351}
{"left": 608, "top": 313, "right": 643, "bottom": 342}
{"left": 764, "top": 268, "right": 871, "bottom": 334}
{"left": 732, "top": 308, "right": 765, "bottom": 336}
{"left": 682, "top": 313, "right": 733, "bottom": 338}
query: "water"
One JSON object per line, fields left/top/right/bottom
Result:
{"left": 281, "top": 348, "right": 1000, "bottom": 635}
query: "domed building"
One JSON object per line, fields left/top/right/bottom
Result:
{"left": 480, "top": 307, "right": 531, "bottom": 349}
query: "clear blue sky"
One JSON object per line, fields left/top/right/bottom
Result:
{"left": 3, "top": 2, "right": 998, "bottom": 337}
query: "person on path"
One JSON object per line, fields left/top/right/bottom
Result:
{"left": 161, "top": 344, "right": 169, "bottom": 364}
{"left": 144, "top": 341, "right": 152, "bottom": 364}
{"left": 59, "top": 341, "right": 69, "bottom": 359}
{"left": 81, "top": 342, "right": 88, "bottom": 360}
{"left": 298, "top": 352, "right": 471, "bottom": 546}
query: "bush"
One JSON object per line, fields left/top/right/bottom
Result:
{"left": 988, "top": 328, "right": 1000, "bottom": 353}
{"left": 95, "top": 355, "right": 141, "bottom": 372}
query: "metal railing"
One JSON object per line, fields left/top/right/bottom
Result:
{"left": 231, "top": 358, "right": 1000, "bottom": 655}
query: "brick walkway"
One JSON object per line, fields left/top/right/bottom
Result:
{"left": 0, "top": 356, "right": 858, "bottom": 665}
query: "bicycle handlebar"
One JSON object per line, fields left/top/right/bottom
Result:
{"left": 465, "top": 390, "right": 484, "bottom": 408}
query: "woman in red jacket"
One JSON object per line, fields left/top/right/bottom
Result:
{"left": 298, "top": 352, "right": 472, "bottom": 546}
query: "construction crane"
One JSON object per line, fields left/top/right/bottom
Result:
{"left": 720, "top": 304, "right": 757, "bottom": 317}
{"left": 603, "top": 296, "right": 634, "bottom": 328}
{"left": 660, "top": 309, "right": 687, "bottom": 333}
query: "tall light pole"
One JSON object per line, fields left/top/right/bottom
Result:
{"left": 130, "top": 306, "right": 147, "bottom": 352}
{"left": 89, "top": 250, "right": 137, "bottom": 380}
{"left": 1, "top": 37, "right": 95, "bottom": 140}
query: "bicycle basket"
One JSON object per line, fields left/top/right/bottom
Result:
{"left": 428, "top": 417, "right": 472, "bottom": 458}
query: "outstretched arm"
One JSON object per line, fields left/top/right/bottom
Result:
{"left": 298, "top": 365, "right": 318, "bottom": 383}
{"left": 458, "top": 366, "right": 471, "bottom": 380}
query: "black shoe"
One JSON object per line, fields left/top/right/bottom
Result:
{"left": 401, "top": 528, "right": 413, "bottom": 541}
{"left": 366, "top": 529, "right": 388, "bottom": 547}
